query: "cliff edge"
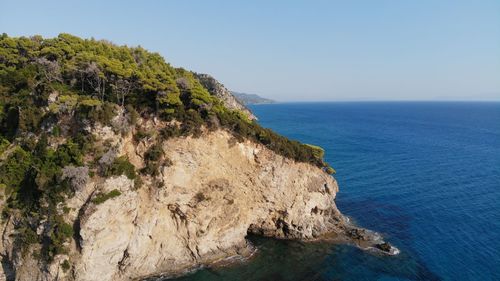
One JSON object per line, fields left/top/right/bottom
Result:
{"left": 0, "top": 125, "right": 395, "bottom": 281}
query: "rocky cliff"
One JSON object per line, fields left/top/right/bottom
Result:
{"left": 0, "top": 124, "right": 396, "bottom": 281}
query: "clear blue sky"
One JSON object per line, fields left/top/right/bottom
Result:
{"left": 1, "top": 0, "right": 499, "bottom": 101}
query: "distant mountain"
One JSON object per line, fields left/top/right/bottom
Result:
{"left": 231, "top": 92, "right": 275, "bottom": 105}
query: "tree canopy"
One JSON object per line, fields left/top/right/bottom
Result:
{"left": 0, "top": 33, "right": 332, "bottom": 171}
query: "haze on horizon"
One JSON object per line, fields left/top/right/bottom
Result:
{"left": 1, "top": 0, "right": 499, "bottom": 102}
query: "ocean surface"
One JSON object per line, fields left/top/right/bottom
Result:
{"left": 169, "top": 102, "right": 500, "bottom": 281}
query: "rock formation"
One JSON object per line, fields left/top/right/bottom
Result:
{"left": 0, "top": 124, "right": 396, "bottom": 281}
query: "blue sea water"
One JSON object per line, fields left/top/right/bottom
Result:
{"left": 170, "top": 102, "right": 500, "bottom": 281}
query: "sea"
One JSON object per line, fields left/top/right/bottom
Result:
{"left": 169, "top": 102, "right": 500, "bottom": 281}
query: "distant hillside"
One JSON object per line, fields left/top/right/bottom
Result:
{"left": 231, "top": 92, "right": 275, "bottom": 105}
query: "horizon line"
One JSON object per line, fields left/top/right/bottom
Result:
{"left": 256, "top": 99, "right": 500, "bottom": 104}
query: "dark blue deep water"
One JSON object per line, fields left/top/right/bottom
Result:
{"left": 171, "top": 102, "right": 500, "bottom": 281}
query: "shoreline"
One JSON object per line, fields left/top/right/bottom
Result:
{"left": 142, "top": 226, "right": 400, "bottom": 280}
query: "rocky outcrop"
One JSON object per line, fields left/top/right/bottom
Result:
{"left": 194, "top": 73, "right": 257, "bottom": 120}
{"left": 72, "top": 130, "right": 340, "bottom": 280}
{"left": 0, "top": 127, "right": 396, "bottom": 281}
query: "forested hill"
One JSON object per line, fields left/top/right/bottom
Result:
{"left": 0, "top": 33, "right": 332, "bottom": 168}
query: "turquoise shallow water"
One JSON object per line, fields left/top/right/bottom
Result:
{"left": 168, "top": 102, "right": 500, "bottom": 281}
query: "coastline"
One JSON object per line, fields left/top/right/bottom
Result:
{"left": 142, "top": 219, "right": 400, "bottom": 281}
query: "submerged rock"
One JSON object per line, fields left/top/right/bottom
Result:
{"left": 374, "top": 242, "right": 400, "bottom": 255}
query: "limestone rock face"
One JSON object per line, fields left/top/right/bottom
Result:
{"left": 0, "top": 130, "right": 365, "bottom": 281}
{"left": 194, "top": 73, "right": 257, "bottom": 120}
{"left": 75, "top": 130, "right": 341, "bottom": 280}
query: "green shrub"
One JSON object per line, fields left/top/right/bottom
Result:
{"left": 76, "top": 101, "right": 116, "bottom": 126}
{"left": 133, "top": 128, "right": 152, "bottom": 143}
{"left": 215, "top": 109, "right": 326, "bottom": 168}
{"left": 51, "top": 125, "right": 61, "bottom": 137}
{"left": 159, "top": 125, "right": 181, "bottom": 140}
{"left": 47, "top": 217, "right": 74, "bottom": 259}
{"left": 58, "top": 222, "right": 74, "bottom": 239}
{"left": 141, "top": 161, "right": 160, "bottom": 176}
{"left": 0, "top": 137, "right": 9, "bottom": 154}
{"left": 145, "top": 143, "right": 163, "bottom": 162}
{"left": 133, "top": 177, "right": 143, "bottom": 190}
{"left": 55, "top": 140, "right": 84, "bottom": 166}
{"left": 18, "top": 225, "right": 39, "bottom": 245}
{"left": 141, "top": 142, "right": 166, "bottom": 176}
{"left": 61, "top": 260, "right": 70, "bottom": 272}
{"left": 325, "top": 166, "right": 336, "bottom": 175}
{"left": 92, "top": 189, "right": 122, "bottom": 204}
{"left": 125, "top": 104, "right": 139, "bottom": 125}
{"left": 0, "top": 146, "right": 32, "bottom": 194}
{"left": 306, "top": 144, "right": 325, "bottom": 159}
{"left": 104, "top": 156, "right": 136, "bottom": 180}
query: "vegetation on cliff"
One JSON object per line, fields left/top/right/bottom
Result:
{"left": 0, "top": 33, "right": 334, "bottom": 262}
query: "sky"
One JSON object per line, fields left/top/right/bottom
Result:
{"left": 1, "top": 0, "right": 499, "bottom": 101}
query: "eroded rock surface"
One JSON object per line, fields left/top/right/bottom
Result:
{"left": 0, "top": 130, "right": 394, "bottom": 281}
{"left": 78, "top": 130, "right": 341, "bottom": 280}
